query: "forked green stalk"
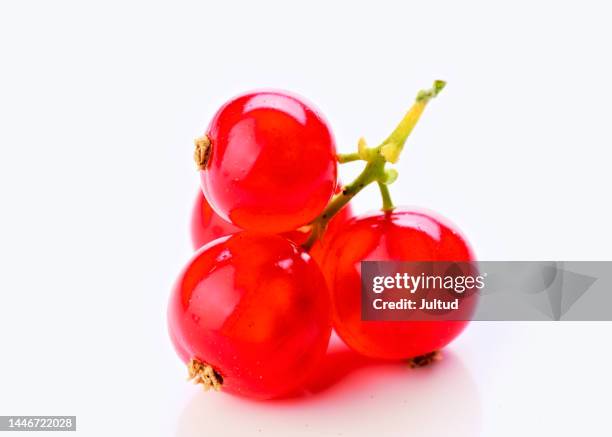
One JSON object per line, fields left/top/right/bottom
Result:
{"left": 302, "top": 80, "right": 446, "bottom": 250}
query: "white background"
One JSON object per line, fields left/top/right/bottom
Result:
{"left": 1, "top": 1, "right": 611, "bottom": 436}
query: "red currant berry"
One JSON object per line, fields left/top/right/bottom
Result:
{"left": 190, "top": 190, "right": 241, "bottom": 250}
{"left": 321, "top": 208, "right": 477, "bottom": 360}
{"left": 190, "top": 188, "right": 352, "bottom": 263}
{"left": 198, "top": 90, "right": 337, "bottom": 233}
{"left": 168, "top": 232, "right": 332, "bottom": 399}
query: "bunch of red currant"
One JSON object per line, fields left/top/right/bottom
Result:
{"left": 168, "top": 82, "right": 476, "bottom": 400}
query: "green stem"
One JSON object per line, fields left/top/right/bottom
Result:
{"left": 302, "top": 157, "right": 385, "bottom": 250}
{"left": 301, "top": 80, "right": 445, "bottom": 250}
{"left": 380, "top": 80, "right": 446, "bottom": 164}
{"left": 337, "top": 152, "right": 362, "bottom": 163}
{"left": 378, "top": 182, "right": 394, "bottom": 211}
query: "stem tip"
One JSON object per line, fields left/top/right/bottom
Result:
{"left": 433, "top": 80, "right": 447, "bottom": 94}
{"left": 416, "top": 80, "right": 447, "bottom": 103}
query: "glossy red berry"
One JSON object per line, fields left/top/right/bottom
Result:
{"left": 190, "top": 188, "right": 352, "bottom": 265}
{"left": 190, "top": 190, "right": 241, "bottom": 250}
{"left": 168, "top": 232, "right": 332, "bottom": 399}
{"left": 199, "top": 90, "right": 337, "bottom": 233}
{"left": 321, "top": 208, "right": 477, "bottom": 360}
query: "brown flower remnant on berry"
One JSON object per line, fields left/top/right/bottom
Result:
{"left": 194, "top": 135, "right": 212, "bottom": 170}
{"left": 408, "top": 350, "right": 441, "bottom": 368}
{"left": 187, "top": 358, "right": 223, "bottom": 391}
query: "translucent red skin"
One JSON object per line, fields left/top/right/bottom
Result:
{"left": 168, "top": 232, "right": 332, "bottom": 400}
{"left": 201, "top": 90, "right": 337, "bottom": 233}
{"left": 321, "top": 208, "right": 477, "bottom": 360}
{"left": 190, "top": 189, "right": 241, "bottom": 250}
{"left": 191, "top": 189, "right": 353, "bottom": 265}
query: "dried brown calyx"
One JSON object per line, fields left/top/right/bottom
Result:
{"left": 187, "top": 358, "right": 223, "bottom": 391}
{"left": 194, "top": 135, "right": 212, "bottom": 170}
{"left": 407, "top": 350, "right": 441, "bottom": 368}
